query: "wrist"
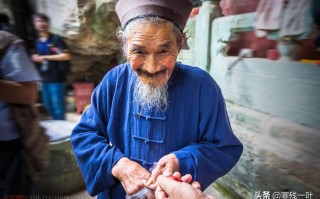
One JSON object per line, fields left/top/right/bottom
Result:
{"left": 111, "top": 157, "right": 130, "bottom": 179}
{"left": 169, "top": 153, "right": 179, "bottom": 171}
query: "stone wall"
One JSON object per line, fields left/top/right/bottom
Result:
{"left": 205, "top": 102, "right": 320, "bottom": 198}
{"left": 179, "top": 1, "right": 320, "bottom": 198}
{"left": 209, "top": 55, "right": 320, "bottom": 197}
{"left": 34, "top": 0, "right": 121, "bottom": 84}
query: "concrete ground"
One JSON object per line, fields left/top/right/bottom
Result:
{"left": 66, "top": 112, "right": 82, "bottom": 124}
{"left": 39, "top": 112, "right": 97, "bottom": 198}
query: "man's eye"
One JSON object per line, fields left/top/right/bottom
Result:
{"left": 134, "top": 50, "right": 144, "bottom": 54}
{"left": 160, "top": 50, "right": 168, "bottom": 54}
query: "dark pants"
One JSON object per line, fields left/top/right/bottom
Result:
{"left": 0, "top": 139, "right": 30, "bottom": 198}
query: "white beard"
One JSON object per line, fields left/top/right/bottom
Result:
{"left": 134, "top": 78, "right": 169, "bottom": 112}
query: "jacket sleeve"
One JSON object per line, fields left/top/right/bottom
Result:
{"left": 173, "top": 74, "right": 243, "bottom": 190}
{"left": 70, "top": 71, "right": 125, "bottom": 196}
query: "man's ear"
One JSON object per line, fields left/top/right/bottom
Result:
{"left": 181, "top": 33, "right": 189, "bottom": 50}
{"left": 117, "top": 30, "right": 128, "bottom": 57}
{"left": 117, "top": 30, "right": 124, "bottom": 43}
{"left": 117, "top": 30, "right": 126, "bottom": 47}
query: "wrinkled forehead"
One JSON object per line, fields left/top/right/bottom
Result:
{"left": 125, "top": 19, "right": 176, "bottom": 43}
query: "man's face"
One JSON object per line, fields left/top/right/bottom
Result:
{"left": 33, "top": 17, "right": 49, "bottom": 33}
{"left": 125, "top": 22, "right": 180, "bottom": 87}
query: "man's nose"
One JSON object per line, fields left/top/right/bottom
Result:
{"left": 144, "top": 54, "right": 161, "bottom": 74}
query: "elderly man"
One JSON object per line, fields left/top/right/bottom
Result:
{"left": 70, "top": 0, "right": 243, "bottom": 198}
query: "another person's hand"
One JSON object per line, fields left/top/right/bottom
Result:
{"left": 111, "top": 157, "right": 151, "bottom": 195}
{"left": 166, "top": 172, "right": 201, "bottom": 189}
{"left": 155, "top": 174, "right": 214, "bottom": 199}
{"left": 146, "top": 154, "right": 179, "bottom": 188}
{"left": 31, "top": 54, "right": 45, "bottom": 63}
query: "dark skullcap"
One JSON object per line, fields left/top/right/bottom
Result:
{"left": 115, "top": 0, "right": 193, "bottom": 32}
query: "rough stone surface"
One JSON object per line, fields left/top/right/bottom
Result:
{"left": 204, "top": 102, "right": 320, "bottom": 198}
{"left": 210, "top": 57, "right": 320, "bottom": 129}
{"left": 196, "top": 12, "right": 320, "bottom": 197}
{"left": 35, "top": 0, "right": 121, "bottom": 83}
{"left": 67, "top": 0, "right": 120, "bottom": 56}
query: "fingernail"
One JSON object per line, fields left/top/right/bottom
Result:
{"left": 142, "top": 179, "right": 148, "bottom": 186}
{"left": 148, "top": 178, "right": 156, "bottom": 185}
{"left": 146, "top": 179, "right": 152, "bottom": 185}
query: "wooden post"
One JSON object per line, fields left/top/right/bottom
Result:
{"left": 194, "top": 0, "right": 221, "bottom": 72}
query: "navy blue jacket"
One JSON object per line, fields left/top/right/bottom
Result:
{"left": 70, "top": 62, "right": 243, "bottom": 198}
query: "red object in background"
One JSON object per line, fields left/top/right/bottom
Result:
{"left": 50, "top": 47, "right": 58, "bottom": 53}
{"left": 189, "top": 7, "right": 200, "bottom": 18}
{"left": 228, "top": 32, "right": 278, "bottom": 58}
{"left": 73, "top": 82, "right": 94, "bottom": 114}
{"left": 267, "top": 49, "right": 280, "bottom": 60}
{"left": 217, "top": 0, "right": 320, "bottom": 60}
{"left": 220, "top": 0, "right": 260, "bottom": 16}
{"left": 228, "top": 31, "right": 320, "bottom": 60}
{"left": 110, "top": 58, "right": 117, "bottom": 69}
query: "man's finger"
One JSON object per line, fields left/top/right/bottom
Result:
{"left": 154, "top": 185, "right": 167, "bottom": 199}
{"left": 141, "top": 171, "right": 151, "bottom": 180}
{"left": 143, "top": 178, "right": 158, "bottom": 191}
{"left": 146, "top": 175, "right": 156, "bottom": 186}
{"left": 148, "top": 181, "right": 159, "bottom": 191}
{"left": 147, "top": 165, "right": 162, "bottom": 185}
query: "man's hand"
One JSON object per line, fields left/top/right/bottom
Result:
{"left": 146, "top": 154, "right": 179, "bottom": 187}
{"left": 155, "top": 174, "right": 214, "bottom": 199}
{"left": 111, "top": 157, "right": 151, "bottom": 195}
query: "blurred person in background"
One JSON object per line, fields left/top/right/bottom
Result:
{"left": 31, "top": 13, "right": 71, "bottom": 120}
{"left": 70, "top": 0, "right": 243, "bottom": 198}
{"left": 0, "top": 16, "right": 40, "bottom": 196}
